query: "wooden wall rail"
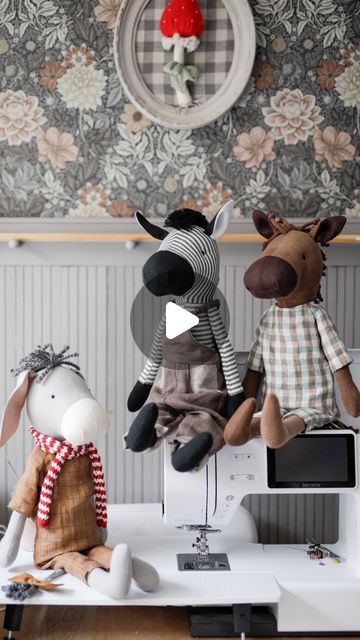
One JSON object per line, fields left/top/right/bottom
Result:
{"left": 0, "top": 233, "right": 359, "bottom": 244}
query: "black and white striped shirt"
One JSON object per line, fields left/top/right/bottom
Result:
{"left": 138, "top": 225, "right": 243, "bottom": 396}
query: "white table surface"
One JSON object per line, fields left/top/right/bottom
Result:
{"left": 0, "top": 504, "right": 356, "bottom": 608}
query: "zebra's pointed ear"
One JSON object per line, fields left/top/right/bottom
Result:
{"left": 135, "top": 211, "right": 168, "bottom": 241}
{"left": 205, "top": 200, "right": 233, "bottom": 240}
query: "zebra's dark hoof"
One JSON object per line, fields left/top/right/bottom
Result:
{"left": 126, "top": 403, "right": 158, "bottom": 452}
{"left": 171, "top": 432, "right": 213, "bottom": 472}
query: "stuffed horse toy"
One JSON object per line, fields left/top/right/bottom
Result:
{"left": 0, "top": 345, "right": 159, "bottom": 599}
{"left": 125, "top": 202, "right": 244, "bottom": 472}
{"left": 224, "top": 211, "right": 360, "bottom": 449}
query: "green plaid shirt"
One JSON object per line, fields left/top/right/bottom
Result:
{"left": 248, "top": 303, "right": 352, "bottom": 426}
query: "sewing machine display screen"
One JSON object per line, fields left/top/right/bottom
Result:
{"left": 267, "top": 434, "right": 356, "bottom": 488}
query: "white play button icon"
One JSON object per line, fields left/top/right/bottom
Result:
{"left": 165, "top": 302, "right": 199, "bottom": 340}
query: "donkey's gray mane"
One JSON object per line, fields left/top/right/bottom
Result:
{"left": 11, "top": 344, "right": 80, "bottom": 382}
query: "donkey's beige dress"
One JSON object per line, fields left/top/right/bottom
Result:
{"left": 9, "top": 447, "right": 112, "bottom": 582}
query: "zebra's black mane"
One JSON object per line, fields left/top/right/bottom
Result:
{"left": 164, "top": 209, "right": 208, "bottom": 231}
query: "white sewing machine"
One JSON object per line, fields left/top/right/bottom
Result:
{"left": 162, "top": 349, "right": 360, "bottom": 635}
{"left": 1, "top": 350, "right": 360, "bottom": 638}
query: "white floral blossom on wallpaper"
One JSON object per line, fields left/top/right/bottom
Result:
{"left": 0, "top": 90, "right": 46, "bottom": 146}
{"left": 0, "top": 0, "right": 358, "bottom": 219}
{"left": 336, "top": 60, "right": 360, "bottom": 109}
{"left": 58, "top": 63, "right": 106, "bottom": 111}
{"left": 262, "top": 89, "right": 323, "bottom": 144}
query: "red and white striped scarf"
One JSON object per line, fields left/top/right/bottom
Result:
{"left": 29, "top": 426, "right": 107, "bottom": 530}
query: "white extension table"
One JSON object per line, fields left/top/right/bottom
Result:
{"left": 1, "top": 504, "right": 360, "bottom": 635}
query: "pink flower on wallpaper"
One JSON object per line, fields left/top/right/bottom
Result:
{"left": 106, "top": 199, "right": 133, "bottom": 217}
{"left": 0, "top": 90, "right": 46, "bottom": 146}
{"left": 79, "top": 182, "right": 110, "bottom": 206}
{"left": 64, "top": 45, "right": 94, "bottom": 69}
{"left": 38, "top": 60, "right": 66, "bottom": 92}
{"left": 313, "top": 126, "right": 356, "bottom": 169}
{"left": 200, "top": 183, "right": 232, "bottom": 216}
{"left": 262, "top": 88, "right": 323, "bottom": 145}
{"left": 233, "top": 126, "right": 276, "bottom": 168}
{"left": 94, "top": 0, "right": 122, "bottom": 29}
{"left": 36, "top": 127, "right": 79, "bottom": 169}
{"left": 252, "top": 59, "right": 275, "bottom": 90}
{"left": 316, "top": 59, "right": 344, "bottom": 90}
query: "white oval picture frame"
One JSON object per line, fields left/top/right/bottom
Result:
{"left": 114, "top": 0, "right": 256, "bottom": 130}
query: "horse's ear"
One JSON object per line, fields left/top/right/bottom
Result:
{"left": 205, "top": 200, "right": 233, "bottom": 239}
{"left": 0, "top": 371, "right": 35, "bottom": 447}
{"left": 135, "top": 211, "right": 168, "bottom": 241}
{"left": 310, "top": 216, "right": 346, "bottom": 244}
{"left": 253, "top": 210, "right": 274, "bottom": 239}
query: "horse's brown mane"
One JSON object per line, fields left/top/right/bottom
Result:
{"left": 263, "top": 214, "right": 328, "bottom": 304}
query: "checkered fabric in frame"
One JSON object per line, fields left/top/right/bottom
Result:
{"left": 247, "top": 302, "right": 352, "bottom": 431}
{"left": 136, "top": 0, "right": 234, "bottom": 106}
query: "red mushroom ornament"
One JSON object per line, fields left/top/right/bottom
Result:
{"left": 160, "top": 0, "right": 204, "bottom": 107}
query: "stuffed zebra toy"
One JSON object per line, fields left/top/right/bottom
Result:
{"left": 125, "top": 201, "right": 244, "bottom": 472}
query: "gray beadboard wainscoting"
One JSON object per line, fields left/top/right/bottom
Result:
{"left": 0, "top": 241, "right": 359, "bottom": 543}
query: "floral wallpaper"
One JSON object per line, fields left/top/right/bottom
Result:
{"left": 0, "top": 0, "right": 359, "bottom": 219}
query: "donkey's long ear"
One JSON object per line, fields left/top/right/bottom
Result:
{"left": 205, "top": 200, "right": 233, "bottom": 239}
{"left": 310, "top": 216, "right": 346, "bottom": 244}
{"left": 0, "top": 371, "right": 34, "bottom": 447}
{"left": 135, "top": 211, "right": 168, "bottom": 241}
{"left": 253, "top": 210, "right": 274, "bottom": 239}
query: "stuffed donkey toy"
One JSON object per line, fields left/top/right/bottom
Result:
{"left": 125, "top": 201, "right": 244, "bottom": 472}
{"left": 225, "top": 211, "right": 360, "bottom": 449}
{"left": 0, "top": 345, "right": 159, "bottom": 599}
